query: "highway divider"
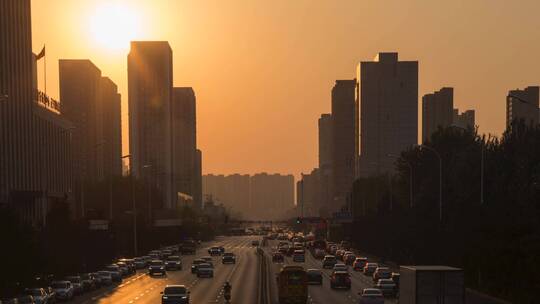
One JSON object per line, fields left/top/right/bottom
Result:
{"left": 256, "top": 247, "right": 272, "bottom": 304}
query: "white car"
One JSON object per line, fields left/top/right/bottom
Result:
{"left": 358, "top": 288, "right": 384, "bottom": 304}
{"left": 51, "top": 280, "right": 74, "bottom": 301}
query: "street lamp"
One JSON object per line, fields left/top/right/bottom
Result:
{"left": 418, "top": 144, "right": 443, "bottom": 223}
{"left": 449, "top": 124, "right": 484, "bottom": 205}
{"left": 122, "top": 154, "right": 137, "bottom": 255}
{"left": 388, "top": 154, "right": 413, "bottom": 208}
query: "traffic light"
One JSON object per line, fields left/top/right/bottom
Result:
{"left": 296, "top": 217, "right": 302, "bottom": 224}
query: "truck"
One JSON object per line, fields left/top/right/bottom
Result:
{"left": 399, "top": 265, "right": 464, "bottom": 304}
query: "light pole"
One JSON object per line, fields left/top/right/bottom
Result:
{"left": 449, "top": 124, "right": 484, "bottom": 205}
{"left": 142, "top": 164, "right": 152, "bottom": 224}
{"left": 418, "top": 144, "right": 442, "bottom": 223}
{"left": 122, "top": 154, "right": 137, "bottom": 255}
{"left": 388, "top": 154, "right": 413, "bottom": 208}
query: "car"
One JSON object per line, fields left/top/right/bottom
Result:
{"left": 358, "top": 288, "right": 384, "bottom": 304}
{"left": 119, "top": 259, "right": 136, "bottom": 274}
{"left": 344, "top": 253, "right": 356, "bottom": 265}
{"left": 306, "top": 269, "right": 323, "bottom": 285}
{"left": 51, "top": 281, "right": 74, "bottom": 301}
{"left": 25, "top": 288, "right": 47, "bottom": 304}
{"left": 208, "top": 247, "right": 221, "bottom": 256}
{"left": 292, "top": 250, "right": 305, "bottom": 262}
{"left": 201, "top": 256, "right": 213, "bottom": 266}
{"left": 45, "top": 287, "right": 56, "bottom": 304}
{"left": 222, "top": 253, "right": 236, "bottom": 264}
{"left": 335, "top": 249, "right": 345, "bottom": 260}
{"left": 96, "top": 271, "right": 113, "bottom": 286}
{"left": 161, "top": 285, "right": 190, "bottom": 304}
{"left": 191, "top": 259, "right": 205, "bottom": 273}
{"left": 218, "top": 246, "right": 225, "bottom": 254}
{"left": 116, "top": 262, "right": 130, "bottom": 276}
{"left": 16, "top": 295, "right": 35, "bottom": 304}
{"left": 165, "top": 256, "right": 182, "bottom": 270}
{"left": 353, "top": 257, "right": 368, "bottom": 271}
{"left": 313, "top": 248, "right": 326, "bottom": 259}
{"left": 322, "top": 255, "right": 337, "bottom": 269}
{"left": 64, "top": 276, "right": 83, "bottom": 295}
{"left": 375, "top": 279, "right": 397, "bottom": 297}
{"left": 272, "top": 252, "right": 284, "bottom": 263}
{"left": 332, "top": 263, "right": 348, "bottom": 274}
{"left": 161, "top": 250, "right": 173, "bottom": 259}
{"left": 134, "top": 257, "right": 147, "bottom": 269}
{"left": 278, "top": 246, "right": 288, "bottom": 255}
{"left": 363, "top": 263, "right": 378, "bottom": 276}
{"left": 196, "top": 263, "right": 214, "bottom": 278}
{"left": 80, "top": 273, "right": 96, "bottom": 291}
{"left": 251, "top": 240, "right": 260, "bottom": 246}
{"left": 391, "top": 272, "right": 400, "bottom": 288}
{"left": 148, "top": 260, "right": 166, "bottom": 276}
{"left": 104, "top": 265, "right": 122, "bottom": 282}
{"left": 330, "top": 271, "right": 351, "bottom": 289}
{"left": 372, "top": 267, "right": 391, "bottom": 282}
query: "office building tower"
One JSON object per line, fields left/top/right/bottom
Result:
{"left": 172, "top": 87, "right": 196, "bottom": 205}
{"left": 194, "top": 149, "right": 203, "bottom": 209}
{"left": 422, "top": 87, "right": 454, "bottom": 142}
{"left": 128, "top": 41, "right": 174, "bottom": 208}
{"left": 1, "top": 0, "right": 73, "bottom": 226}
{"left": 250, "top": 173, "right": 294, "bottom": 220}
{"left": 298, "top": 169, "right": 321, "bottom": 217}
{"left": 506, "top": 86, "right": 539, "bottom": 127}
{"left": 331, "top": 80, "right": 358, "bottom": 209}
{"left": 318, "top": 114, "right": 333, "bottom": 217}
{"left": 358, "top": 52, "right": 418, "bottom": 177}
{"left": 202, "top": 174, "right": 250, "bottom": 217}
{"left": 100, "top": 77, "right": 122, "bottom": 178}
{"left": 453, "top": 109, "right": 475, "bottom": 129}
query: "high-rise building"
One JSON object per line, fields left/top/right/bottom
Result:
{"left": 202, "top": 174, "right": 250, "bottom": 217}
{"left": 59, "top": 60, "right": 105, "bottom": 185}
{"left": 1, "top": 0, "right": 73, "bottom": 226}
{"left": 318, "top": 114, "right": 332, "bottom": 217}
{"left": 331, "top": 80, "right": 358, "bottom": 210}
{"left": 453, "top": 109, "right": 475, "bottom": 129}
{"left": 422, "top": 87, "right": 454, "bottom": 142}
{"left": 358, "top": 52, "right": 418, "bottom": 177}
{"left": 100, "top": 77, "right": 122, "bottom": 178}
{"left": 506, "top": 86, "right": 539, "bottom": 127}
{"left": 128, "top": 41, "right": 174, "bottom": 208}
{"left": 298, "top": 169, "right": 321, "bottom": 217}
{"left": 250, "top": 173, "right": 294, "bottom": 220}
{"left": 172, "top": 87, "right": 196, "bottom": 204}
{"left": 194, "top": 149, "right": 203, "bottom": 209}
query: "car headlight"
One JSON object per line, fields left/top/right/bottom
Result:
{"left": 160, "top": 267, "right": 164, "bottom": 270}
{"left": 162, "top": 296, "right": 168, "bottom": 299}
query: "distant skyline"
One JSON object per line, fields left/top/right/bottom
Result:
{"left": 31, "top": 0, "right": 540, "bottom": 178}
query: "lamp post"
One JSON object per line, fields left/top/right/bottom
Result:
{"left": 122, "top": 154, "right": 137, "bottom": 255}
{"left": 449, "top": 124, "right": 484, "bottom": 205}
{"left": 418, "top": 144, "right": 442, "bottom": 223}
{"left": 388, "top": 154, "right": 413, "bottom": 208}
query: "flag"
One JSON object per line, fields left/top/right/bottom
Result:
{"left": 36, "top": 45, "right": 45, "bottom": 60}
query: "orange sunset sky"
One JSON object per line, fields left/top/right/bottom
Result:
{"left": 31, "top": 0, "right": 540, "bottom": 178}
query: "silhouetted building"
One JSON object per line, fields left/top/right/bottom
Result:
{"left": 298, "top": 169, "right": 321, "bottom": 217}
{"left": 194, "top": 149, "right": 202, "bottom": 209}
{"left": 318, "top": 114, "right": 332, "bottom": 217}
{"left": 100, "top": 77, "right": 122, "bottom": 178}
{"left": 358, "top": 52, "right": 418, "bottom": 176}
{"left": 422, "top": 87, "right": 454, "bottom": 142}
{"left": 453, "top": 109, "right": 475, "bottom": 129}
{"left": 1, "top": 0, "right": 73, "bottom": 226}
{"left": 506, "top": 86, "right": 539, "bottom": 127}
{"left": 172, "top": 87, "right": 197, "bottom": 204}
{"left": 250, "top": 173, "right": 294, "bottom": 220}
{"left": 128, "top": 41, "right": 174, "bottom": 208}
{"left": 202, "top": 174, "right": 250, "bottom": 217}
{"left": 331, "top": 80, "right": 358, "bottom": 210}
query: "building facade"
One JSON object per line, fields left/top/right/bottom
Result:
{"left": 318, "top": 113, "right": 333, "bottom": 217}
{"left": 331, "top": 80, "right": 358, "bottom": 210}
{"left": 128, "top": 41, "right": 174, "bottom": 208}
{"left": 506, "top": 86, "right": 539, "bottom": 127}
{"left": 422, "top": 87, "right": 454, "bottom": 142}
{"left": 172, "top": 87, "right": 196, "bottom": 204}
{"left": 358, "top": 52, "right": 418, "bottom": 177}
{"left": 100, "top": 77, "right": 122, "bottom": 178}
{"left": 1, "top": 0, "right": 73, "bottom": 226}
{"left": 453, "top": 109, "right": 475, "bottom": 129}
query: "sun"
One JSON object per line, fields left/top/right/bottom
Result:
{"left": 90, "top": 3, "right": 141, "bottom": 52}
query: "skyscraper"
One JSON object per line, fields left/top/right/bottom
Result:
{"left": 100, "top": 77, "right": 122, "bottom": 178}
{"left": 453, "top": 109, "right": 475, "bottom": 129}
{"left": 318, "top": 114, "right": 332, "bottom": 217}
{"left": 506, "top": 86, "right": 539, "bottom": 127}
{"left": 422, "top": 87, "right": 454, "bottom": 142}
{"left": 1, "top": 0, "right": 73, "bottom": 226}
{"left": 331, "top": 80, "right": 358, "bottom": 210}
{"left": 172, "top": 87, "right": 197, "bottom": 206}
{"left": 128, "top": 41, "right": 174, "bottom": 208}
{"left": 358, "top": 52, "right": 418, "bottom": 177}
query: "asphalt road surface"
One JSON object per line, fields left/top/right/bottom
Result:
{"left": 69, "top": 236, "right": 258, "bottom": 304}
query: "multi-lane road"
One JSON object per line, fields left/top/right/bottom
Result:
{"left": 66, "top": 236, "right": 398, "bottom": 304}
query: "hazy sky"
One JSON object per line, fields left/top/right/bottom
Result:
{"left": 31, "top": 0, "right": 540, "bottom": 178}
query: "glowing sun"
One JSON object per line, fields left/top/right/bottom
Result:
{"left": 90, "top": 3, "right": 141, "bottom": 52}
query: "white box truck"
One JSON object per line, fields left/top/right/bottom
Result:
{"left": 399, "top": 265, "right": 464, "bottom": 304}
